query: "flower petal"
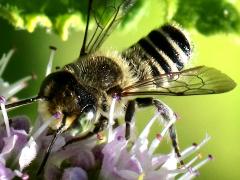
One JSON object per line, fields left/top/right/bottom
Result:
{"left": 116, "top": 169, "right": 139, "bottom": 180}
{"left": 1, "top": 135, "right": 18, "bottom": 157}
{"left": 0, "top": 162, "right": 15, "bottom": 180}
{"left": 11, "top": 128, "right": 28, "bottom": 154}
{"left": 62, "top": 167, "right": 87, "bottom": 180}
{"left": 19, "top": 137, "right": 38, "bottom": 171}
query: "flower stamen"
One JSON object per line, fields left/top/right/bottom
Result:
{"left": 107, "top": 97, "right": 117, "bottom": 143}
{"left": 185, "top": 153, "right": 202, "bottom": 168}
{"left": 148, "top": 116, "right": 176, "bottom": 155}
{"left": 180, "top": 134, "right": 211, "bottom": 161}
{"left": 0, "top": 49, "right": 15, "bottom": 76}
{"left": 192, "top": 154, "right": 213, "bottom": 171}
{"left": 179, "top": 154, "right": 213, "bottom": 180}
{"left": 4, "top": 75, "right": 34, "bottom": 99}
{"left": 139, "top": 112, "right": 160, "bottom": 140}
{"left": 0, "top": 49, "right": 34, "bottom": 99}
{"left": 131, "top": 112, "right": 160, "bottom": 153}
{"left": 32, "top": 111, "right": 62, "bottom": 140}
{"left": 0, "top": 96, "right": 11, "bottom": 137}
{"left": 14, "top": 169, "right": 29, "bottom": 180}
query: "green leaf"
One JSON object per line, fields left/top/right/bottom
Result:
{"left": 0, "top": 0, "right": 147, "bottom": 41}
{"left": 173, "top": 0, "right": 240, "bottom": 35}
{"left": 1, "top": 0, "right": 239, "bottom": 39}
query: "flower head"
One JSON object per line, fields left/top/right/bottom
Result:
{"left": 99, "top": 98, "right": 212, "bottom": 180}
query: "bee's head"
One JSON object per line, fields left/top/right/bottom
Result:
{"left": 38, "top": 71, "right": 97, "bottom": 135}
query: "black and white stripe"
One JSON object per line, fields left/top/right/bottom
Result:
{"left": 137, "top": 24, "right": 192, "bottom": 74}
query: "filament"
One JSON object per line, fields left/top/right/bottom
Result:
{"left": 0, "top": 96, "right": 11, "bottom": 137}
{"left": 32, "top": 112, "right": 62, "bottom": 140}
{"left": 107, "top": 97, "right": 117, "bottom": 143}
{"left": 0, "top": 49, "right": 15, "bottom": 77}
{"left": 148, "top": 116, "right": 176, "bottom": 155}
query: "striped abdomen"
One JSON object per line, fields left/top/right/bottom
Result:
{"left": 122, "top": 24, "right": 192, "bottom": 80}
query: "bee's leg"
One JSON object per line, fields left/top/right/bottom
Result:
{"left": 64, "top": 115, "right": 108, "bottom": 147}
{"left": 125, "top": 100, "right": 136, "bottom": 140}
{"left": 135, "top": 97, "right": 153, "bottom": 107}
{"left": 37, "top": 114, "right": 66, "bottom": 175}
{"left": 135, "top": 98, "right": 184, "bottom": 166}
{"left": 112, "top": 118, "right": 120, "bottom": 129}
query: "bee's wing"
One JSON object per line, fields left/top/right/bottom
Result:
{"left": 80, "top": 0, "right": 135, "bottom": 56}
{"left": 121, "top": 66, "right": 236, "bottom": 97}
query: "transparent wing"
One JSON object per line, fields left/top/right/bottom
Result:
{"left": 80, "top": 0, "right": 135, "bottom": 55}
{"left": 121, "top": 66, "right": 236, "bottom": 97}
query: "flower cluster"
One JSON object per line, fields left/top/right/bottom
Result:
{"left": 0, "top": 50, "right": 213, "bottom": 180}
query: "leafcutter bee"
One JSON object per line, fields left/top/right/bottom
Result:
{"left": 2, "top": 0, "right": 236, "bottom": 174}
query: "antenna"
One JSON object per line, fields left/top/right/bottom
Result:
{"left": 0, "top": 96, "right": 45, "bottom": 111}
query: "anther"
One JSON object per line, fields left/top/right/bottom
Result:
{"left": 117, "top": 135, "right": 124, "bottom": 141}
{"left": 208, "top": 154, "right": 214, "bottom": 160}
{"left": 198, "top": 153, "right": 203, "bottom": 159}
{"left": 0, "top": 96, "right": 6, "bottom": 104}
{"left": 53, "top": 111, "right": 62, "bottom": 119}
{"left": 156, "top": 133, "right": 162, "bottom": 141}
{"left": 192, "top": 142, "right": 198, "bottom": 147}
{"left": 97, "top": 133, "right": 104, "bottom": 141}
{"left": 112, "top": 93, "right": 121, "bottom": 101}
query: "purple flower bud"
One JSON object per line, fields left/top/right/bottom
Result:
{"left": 10, "top": 116, "right": 30, "bottom": 133}
{"left": 62, "top": 167, "right": 87, "bottom": 180}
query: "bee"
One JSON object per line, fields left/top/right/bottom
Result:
{"left": 2, "top": 0, "right": 236, "bottom": 174}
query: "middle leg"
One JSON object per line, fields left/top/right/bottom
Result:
{"left": 125, "top": 97, "right": 183, "bottom": 165}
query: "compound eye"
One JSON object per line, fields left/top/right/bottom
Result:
{"left": 71, "top": 105, "right": 96, "bottom": 136}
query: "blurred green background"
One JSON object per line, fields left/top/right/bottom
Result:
{"left": 0, "top": 0, "right": 240, "bottom": 179}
